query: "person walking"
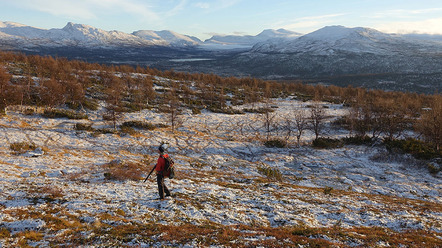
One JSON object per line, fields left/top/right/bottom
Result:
{"left": 155, "top": 144, "right": 171, "bottom": 200}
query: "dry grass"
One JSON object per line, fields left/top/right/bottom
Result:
{"left": 0, "top": 228, "right": 10, "bottom": 239}
{"left": 101, "top": 160, "right": 146, "bottom": 181}
{"left": 2, "top": 205, "right": 441, "bottom": 247}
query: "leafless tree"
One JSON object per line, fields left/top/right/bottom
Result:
{"left": 165, "top": 87, "right": 182, "bottom": 133}
{"left": 309, "top": 101, "right": 326, "bottom": 140}
{"left": 293, "top": 105, "right": 308, "bottom": 146}
{"left": 261, "top": 99, "right": 277, "bottom": 141}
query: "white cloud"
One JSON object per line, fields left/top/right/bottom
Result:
{"left": 280, "top": 14, "right": 346, "bottom": 31}
{"left": 195, "top": 2, "right": 210, "bottom": 9}
{"left": 376, "top": 18, "right": 442, "bottom": 34}
{"left": 372, "top": 8, "right": 442, "bottom": 19}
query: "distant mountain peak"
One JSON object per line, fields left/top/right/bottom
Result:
{"left": 258, "top": 28, "right": 302, "bottom": 37}
{"left": 204, "top": 28, "right": 302, "bottom": 47}
{"left": 304, "top": 25, "right": 384, "bottom": 40}
{"left": 132, "top": 29, "right": 202, "bottom": 46}
{"left": 0, "top": 21, "right": 28, "bottom": 28}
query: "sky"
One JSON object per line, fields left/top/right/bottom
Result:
{"left": 2, "top": 0, "right": 442, "bottom": 40}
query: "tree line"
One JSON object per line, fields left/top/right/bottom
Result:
{"left": 0, "top": 51, "right": 440, "bottom": 152}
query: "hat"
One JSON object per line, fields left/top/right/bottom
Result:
{"left": 158, "top": 144, "right": 167, "bottom": 153}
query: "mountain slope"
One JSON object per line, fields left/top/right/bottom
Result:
{"left": 204, "top": 28, "right": 301, "bottom": 47}
{"left": 132, "top": 29, "right": 202, "bottom": 46}
{"left": 251, "top": 25, "right": 440, "bottom": 55}
{"left": 0, "top": 21, "right": 202, "bottom": 48}
{"left": 222, "top": 25, "right": 442, "bottom": 92}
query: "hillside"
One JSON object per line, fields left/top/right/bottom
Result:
{"left": 0, "top": 53, "right": 441, "bottom": 247}
{"left": 1, "top": 97, "right": 441, "bottom": 247}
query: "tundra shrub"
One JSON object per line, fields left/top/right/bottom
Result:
{"left": 121, "top": 121, "right": 156, "bottom": 130}
{"left": 42, "top": 109, "right": 88, "bottom": 120}
{"left": 10, "top": 142, "right": 37, "bottom": 154}
{"left": 74, "top": 123, "right": 94, "bottom": 131}
{"left": 264, "top": 139, "right": 287, "bottom": 148}
{"left": 312, "top": 138, "right": 343, "bottom": 149}
{"left": 384, "top": 138, "right": 441, "bottom": 160}
{"left": 342, "top": 135, "right": 373, "bottom": 146}
{"left": 257, "top": 165, "right": 283, "bottom": 181}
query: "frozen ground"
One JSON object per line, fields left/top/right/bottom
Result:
{"left": 0, "top": 99, "right": 441, "bottom": 247}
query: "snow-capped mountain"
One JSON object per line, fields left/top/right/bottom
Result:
{"left": 218, "top": 25, "right": 442, "bottom": 92}
{"left": 0, "top": 21, "right": 47, "bottom": 39}
{"left": 132, "top": 30, "right": 202, "bottom": 47}
{"left": 251, "top": 25, "right": 441, "bottom": 55}
{"left": 0, "top": 21, "right": 201, "bottom": 48}
{"left": 204, "top": 28, "right": 301, "bottom": 47}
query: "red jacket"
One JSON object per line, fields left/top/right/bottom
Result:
{"left": 155, "top": 154, "right": 169, "bottom": 173}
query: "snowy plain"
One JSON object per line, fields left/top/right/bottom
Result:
{"left": 0, "top": 94, "right": 441, "bottom": 246}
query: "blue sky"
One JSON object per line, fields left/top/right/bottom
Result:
{"left": 2, "top": 0, "right": 442, "bottom": 40}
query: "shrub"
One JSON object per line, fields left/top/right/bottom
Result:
{"left": 121, "top": 121, "right": 157, "bottom": 130}
{"left": 10, "top": 142, "right": 37, "bottom": 154}
{"left": 312, "top": 138, "right": 343, "bottom": 149}
{"left": 210, "top": 107, "right": 244, "bottom": 115}
{"left": 342, "top": 135, "right": 373, "bottom": 146}
{"left": 67, "top": 99, "right": 99, "bottom": 111}
{"left": 264, "top": 139, "right": 287, "bottom": 148}
{"left": 384, "top": 138, "right": 441, "bottom": 160}
{"left": 102, "top": 160, "right": 145, "bottom": 181}
{"left": 120, "top": 125, "right": 138, "bottom": 135}
{"left": 74, "top": 123, "right": 95, "bottom": 131}
{"left": 192, "top": 108, "right": 202, "bottom": 115}
{"left": 124, "top": 102, "right": 146, "bottom": 112}
{"left": 82, "top": 99, "right": 99, "bottom": 111}
{"left": 23, "top": 108, "right": 36, "bottom": 115}
{"left": 257, "top": 165, "right": 283, "bottom": 181}
{"left": 323, "top": 186, "right": 333, "bottom": 195}
{"left": 42, "top": 108, "right": 88, "bottom": 120}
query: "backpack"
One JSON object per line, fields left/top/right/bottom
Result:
{"left": 161, "top": 155, "right": 175, "bottom": 179}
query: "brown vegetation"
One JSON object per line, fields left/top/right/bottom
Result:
{"left": 0, "top": 50, "right": 440, "bottom": 153}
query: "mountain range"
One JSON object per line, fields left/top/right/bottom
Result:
{"left": 1, "top": 21, "right": 442, "bottom": 93}
{"left": 0, "top": 21, "right": 301, "bottom": 48}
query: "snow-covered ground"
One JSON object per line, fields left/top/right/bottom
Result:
{"left": 0, "top": 99, "right": 441, "bottom": 246}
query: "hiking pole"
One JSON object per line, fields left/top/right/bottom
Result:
{"left": 143, "top": 165, "right": 156, "bottom": 183}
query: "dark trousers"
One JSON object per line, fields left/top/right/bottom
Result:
{"left": 157, "top": 174, "right": 170, "bottom": 199}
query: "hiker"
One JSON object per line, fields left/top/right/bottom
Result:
{"left": 155, "top": 144, "right": 171, "bottom": 200}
